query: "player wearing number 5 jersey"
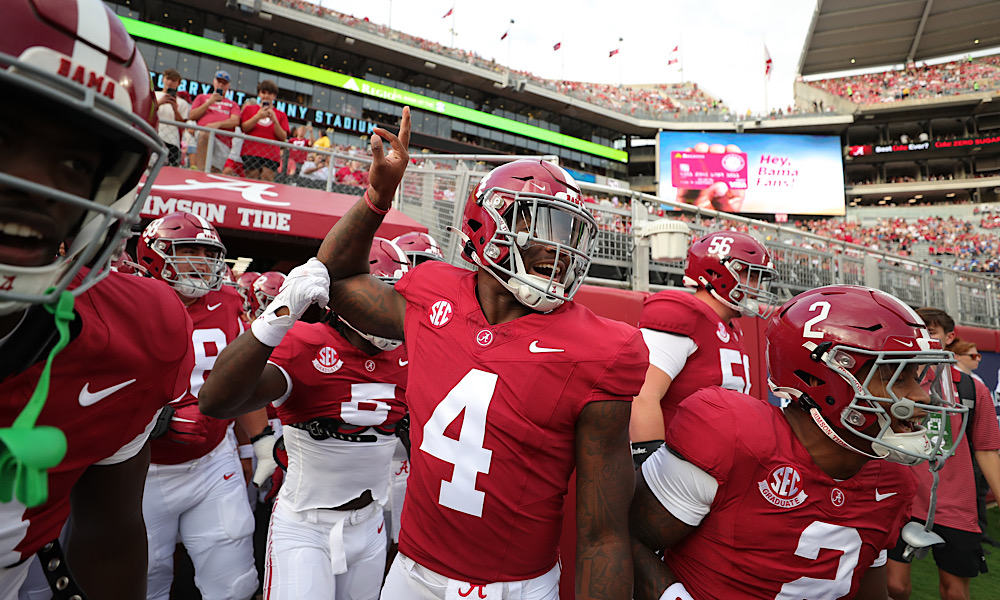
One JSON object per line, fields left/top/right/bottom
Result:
{"left": 631, "top": 285, "right": 969, "bottom": 600}
{"left": 315, "top": 112, "right": 647, "bottom": 600}
{"left": 200, "top": 241, "right": 411, "bottom": 600}
{"left": 630, "top": 231, "right": 778, "bottom": 469}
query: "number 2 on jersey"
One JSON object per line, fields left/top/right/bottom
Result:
{"left": 775, "top": 521, "right": 862, "bottom": 599}
{"left": 419, "top": 369, "right": 497, "bottom": 517}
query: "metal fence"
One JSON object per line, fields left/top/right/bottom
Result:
{"left": 146, "top": 130, "right": 1000, "bottom": 327}
{"left": 393, "top": 157, "right": 1000, "bottom": 328}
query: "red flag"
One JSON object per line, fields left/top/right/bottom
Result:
{"left": 765, "top": 44, "right": 773, "bottom": 79}
{"left": 442, "top": 7, "right": 453, "bottom": 18}
{"left": 501, "top": 30, "right": 509, "bottom": 40}
{"left": 609, "top": 48, "right": 619, "bottom": 57}
{"left": 553, "top": 42, "right": 561, "bottom": 51}
{"left": 671, "top": 45, "right": 679, "bottom": 53}
{"left": 667, "top": 58, "right": 678, "bottom": 65}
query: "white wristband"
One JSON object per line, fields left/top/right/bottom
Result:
{"left": 660, "top": 582, "right": 694, "bottom": 600}
{"left": 251, "top": 312, "right": 296, "bottom": 347}
{"left": 238, "top": 444, "right": 254, "bottom": 459}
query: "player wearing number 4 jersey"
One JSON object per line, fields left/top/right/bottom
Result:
{"left": 316, "top": 112, "right": 647, "bottom": 600}
{"left": 630, "top": 230, "right": 778, "bottom": 469}
{"left": 631, "top": 286, "right": 969, "bottom": 600}
{"left": 200, "top": 240, "right": 411, "bottom": 600}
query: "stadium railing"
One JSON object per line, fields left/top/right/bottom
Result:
{"left": 144, "top": 132, "right": 1000, "bottom": 327}
{"left": 392, "top": 157, "right": 1000, "bottom": 328}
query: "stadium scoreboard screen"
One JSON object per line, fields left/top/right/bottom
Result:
{"left": 657, "top": 131, "right": 846, "bottom": 216}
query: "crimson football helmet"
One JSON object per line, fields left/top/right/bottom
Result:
{"left": 340, "top": 238, "right": 410, "bottom": 351}
{"left": 236, "top": 271, "right": 261, "bottom": 314}
{"left": 458, "top": 159, "right": 598, "bottom": 313}
{"left": 683, "top": 231, "right": 778, "bottom": 319}
{"left": 137, "top": 212, "right": 227, "bottom": 298}
{"left": 0, "top": 0, "right": 165, "bottom": 315}
{"left": 767, "top": 285, "right": 967, "bottom": 465}
{"left": 392, "top": 231, "right": 444, "bottom": 265}
{"left": 252, "top": 271, "right": 286, "bottom": 319}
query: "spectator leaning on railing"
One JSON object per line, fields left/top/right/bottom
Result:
{"left": 239, "top": 79, "right": 288, "bottom": 181}
{"left": 188, "top": 70, "right": 241, "bottom": 173}
{"left": 155, "top": 68, "right": 189, "bottom": 167}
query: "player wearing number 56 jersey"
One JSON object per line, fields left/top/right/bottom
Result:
{"left": 630, "top": 231, "right": 778, "bottom": 469}
{"left": 631, "top": 286, "right": 969, "bottom": 600}
{"left": 317, "top": 145, "right": 647, "bottom": 600}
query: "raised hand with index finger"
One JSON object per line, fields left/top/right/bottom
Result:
{"left": 367, "top": 106, "right": 411, "bottom": 211}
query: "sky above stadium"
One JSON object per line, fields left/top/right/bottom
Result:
{"left": 317, "top": 0, "right": 818, "bottom": 115}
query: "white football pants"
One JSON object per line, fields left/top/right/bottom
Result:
{"left": 380, "top": 554, "right": 560, "bottom": 600}
{"left": 143, "top": 437, "right": 257, "bottom": 600}
{"left": 264, "top": 499, "right": 386, "bottom": 600}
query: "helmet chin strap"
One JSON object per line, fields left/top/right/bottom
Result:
{"left": 808, "top": 407, "right": 928, "bottom": 466}
{"left": 339, "top": 317, "right": 402, "bottom": 352}
{"left": 173, "top": 276, "right": 212, "bottom": 299}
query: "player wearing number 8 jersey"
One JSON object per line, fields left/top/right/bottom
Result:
{"left": 631, "top": 285, "right": 968, "bottom": 600}
{"left": 315, "top": 113, "right": 647, "bottom": 600}
{"left": 630, "top": 231, "right": 778, "bottom": 469}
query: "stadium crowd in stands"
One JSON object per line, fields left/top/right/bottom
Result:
{"left": 807, "top": 55, "right": 1000, "bottom": 104}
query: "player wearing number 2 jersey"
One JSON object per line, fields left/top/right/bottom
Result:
{"left": 316, "top": 113, "right": 647, "bottom": 600}
{"left": 630, "top": 231, "right": 777, "bottom": 469}
{"left": 631, "top": 285, "right": 969, "bottom": 600}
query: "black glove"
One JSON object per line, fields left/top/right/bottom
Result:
{"left": 631, "top": 440, "right": 664, "bottom": 470}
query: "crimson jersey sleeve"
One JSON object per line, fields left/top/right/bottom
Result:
{"left": 638, "top": 291, "right": 698, "bottom": 337}
{"left": 664, "top": 387, "right": 740, "bottom": 482}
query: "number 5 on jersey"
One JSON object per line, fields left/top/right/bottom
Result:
{"left": 420, "top": 369, "right": 497, "bottom": 517}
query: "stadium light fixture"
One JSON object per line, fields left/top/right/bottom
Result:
{"left": 850, "top": 58, "right": 856, "bottom": 64}
{"left": 345, "top": 37, "right": 355, "bottom": 45}
{"left": 883, "top": 196, "right": 892, "bottom": 200}
{"left": 118, "top": 16, "right": 627, "bottom": 162}
{"left": 424, "top": 61, "right": 437, "bottom": 69}
{"left": 914, "top": 194, "right": 922, "bottom": 199}
{"left": 947, "top": 192, "right": 956, "bottom": 197}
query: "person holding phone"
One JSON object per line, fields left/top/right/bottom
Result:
{"left": 189, "top": 70, "right": 241, "bottom": 173}
{"left": 155, "top": 68, "right": 189, "bottom": 167}
{"left": 240, "top": 80, "right": 289, "bottom": 182}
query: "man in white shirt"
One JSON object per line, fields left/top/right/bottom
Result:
{"left": 155, "top": 68, "right": 190, "bottom": 166}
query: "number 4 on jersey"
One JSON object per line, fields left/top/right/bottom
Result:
{"left": 419, "top": 369, "right": 497, "bottom": 518}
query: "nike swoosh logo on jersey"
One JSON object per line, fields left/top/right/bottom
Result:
{"left": 78, "top": 379, "right": 137, "bottom": 407}
{"left": 223, "top": 472, "right": 236, "bottom": 481}
{"left": 529, "top": 340, "right": 564, "bottom": 353}
{"left": 378, "top": 521, "right": 384, "bottom": 534}
{"left": 875, "top": 490, "right": 897, "bottom": 502}
{"left": 399, "top": 359, "right": 408, "bottom": 367}
{"left": 207, "top": 302, "right": 222, "bottom": 311}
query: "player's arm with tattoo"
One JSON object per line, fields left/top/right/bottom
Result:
{"left": 200, "top": 331, "right": 288, "bottom": 419}
{"left": 575, "top": 399, "right": 634, "bottom": 600}
{"left": 317, "top": 107, "right": 411, "bottom": 340}
{"left": 629, "top": 472, "right": 697, "bottom": 600}
{"left": 67, "top": 443, "right": 152, "bottom": 599}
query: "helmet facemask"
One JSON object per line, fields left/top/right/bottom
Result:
{"left": 473, "top": 187, "right": 597, "bottom": 313}
{"left": 812, "top": 343, "right": 967, "bottom": 465}
{"left": 0, "top": 51, "right": 164, "bottom": 315}
{"left": 156, "top": 240, "right": 227, "bottom": 299}
{"left": 710, "top": 257, "right": 779, "bottom": 319}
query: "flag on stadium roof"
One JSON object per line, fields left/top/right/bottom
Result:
{"left": 553, "top": 42, "right": 561, "bottom": 51}
{"left": 442, "top": 7, "right": 453, "bottom": 18}
{"left": 765, "top": 44, "right": 773, "bottom": 79}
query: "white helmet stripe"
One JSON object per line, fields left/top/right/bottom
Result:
{"left": 190, "top": 212, "right": 213, "bottom": 231}
{"left": 73, "top": 0, "right": 111, "bottom": 75}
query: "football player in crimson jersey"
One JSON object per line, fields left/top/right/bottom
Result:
{"left": 251, "top": 271, "right": 286, "bottom": 319}
{"left": 200, "top": 239, "right": 412, "bottom": 600}
{"left": 629, "top": 230, "right": 778, "bottom": 469}
{"left": 0, "top": 0, "right": 196, "bottom": 597}
{"left": 630, "top": 286, "right": 970, "bottom": 600}
{"left": 137, "top": 212, "right": 272, "bottom": 600}
{"left": 313, "top": 108, "right": 647, "bottom": 600}
{"left": 236, "top": 271, "right": 262, "bottom": 316}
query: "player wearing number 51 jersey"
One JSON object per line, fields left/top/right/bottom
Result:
{"left": 318, "top": 146, "right": 647, "bottom": 600}
{"left": 630, "top": 231, "right": 778, "bottom": 469}
{"left": 631, "top": 286, "right": 969, "bottom": 600}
